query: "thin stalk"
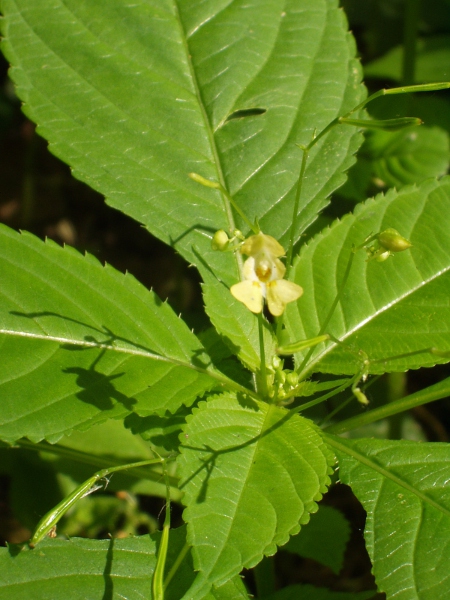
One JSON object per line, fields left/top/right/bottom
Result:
{"left": 293, "top": 376, "right": 356, "bottom": 414}
{"left": 164, "top": 543, "right": 191, "bottom": 590}
{"left": 217, "top": 183, "right": 260, "bottom": 235}
{"left": 297, "top": 250, "right": 356, "bottom": 376}
{"left": 285, "top": 146, "right": 309, "bottom": 277}
{"left": 153, "top": 460, "right": 171, "bottom": 600}
{"left": 402, "top": 0, "right": 421, "bottom": 86}
{"left": 253, "top": 556, "right": 276, "bottom": 597}
{"left": 324, "top": 378, "right": 450, "bottom": 435}
{"left": 258, "top": 311, "right": 268, "bottom": 398}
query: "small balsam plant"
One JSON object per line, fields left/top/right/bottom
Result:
{"left": 0, "top": 2, "right": 450, "bottom": 600}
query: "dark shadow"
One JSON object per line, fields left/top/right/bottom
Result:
{"left": 101, "top": 536, "right": 114, "bottom": 600}
{"left": 7, "top": 543, "right": 24, "bottom": 557}
{"left": 226, "top": 107, "right": 267, "bottom": 121}
{"left": 63, "top": 366, "right": 134, "bottom": 411}
{"left": 169, "top": 223, "right": 217, "bottom": 248}
{"left": 124, "top": 408, "right": 191, "bottom": 452}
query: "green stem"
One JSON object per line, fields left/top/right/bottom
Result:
{"left": 217, "top": 183, "right": 260, "bottom": 235}
{"left": 253, "top": 556, "right": 276, "bottom": 597}
{"left": 293, "top": 376, "right": 356, "bottom": 413}
{"left": 324, "top": 377, "right": 450, "bottom": 435}
{"left": 285, "top": 146, "right": 309, "bottom": 277}
{"left": 164, "top": 543, "right": 191, "bottom": 590}
{"left": 297, "top": 249, "right": 356, "bottom": 377}
{"left": 153, "top": 460, "right": 171, "bottom": 600}
{"left": 258, "top": 311, "right": 268, "bottom": 398}
{"left": 386, "top": 372, "right": 407, "bottom": 440}
{"left": 402, "top": 0, "right": 421, "bottom": 86}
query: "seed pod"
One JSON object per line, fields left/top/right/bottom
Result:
{"left": 377, "top": 228, "right": 412, "bottom": 253}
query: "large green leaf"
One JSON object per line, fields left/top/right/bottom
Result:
{"left": 0, "top": 536, "right": 158, "bottom": 600}
{"left": 328, "top": 435, "right": 450, "bottom": 600}
{"left": 0, "top": 225, "right": 240, "bottom": 444}
{"left": 0, "top": 0, "right": 364, "bottom": 286}
{"left": 285, "top": 177, "right": 450, "bottom": 375}
{"left": 177, "top": 393, "right": 334, "bottom": 600}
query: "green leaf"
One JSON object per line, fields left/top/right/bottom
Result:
{"left": 0, "top": 0, "right": 364, "bottom": 287}
{"left": 361, "top": 126, "right": 449, "bottom": 189}
{"left": 0, "top": 225, "right": 235, "bottom": 444}
{"left": 264, "top": 584, "right": 376, "bottom": 600}
{"left": 364, "top": 35, "right": 450, "bottom": 84}
{"left": 177, "top": 393, "right": 334, "bottom": 600}
{"left": 0, "top": 536, "right": 158, "bottom": 600}
{"left": 282, "top": 505, "right": 350, "bottom": 574}
{"left": 285, "top": 177, "right": 450, "bottom": 375}
{"left": 328, "top": 435, "right": 450, "bottom": 600}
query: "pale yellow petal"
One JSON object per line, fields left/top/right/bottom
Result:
{"left": 242, "top": 256, "right": 258, "bottom": 281}
{"left": 241, "top": 232, "right": 285, "bottom": 258}
{"left": 230, "top": 280, "right": 264, "bottom": 313}
{"left": 266, "top": 280, "right": 303, "bottom": 316}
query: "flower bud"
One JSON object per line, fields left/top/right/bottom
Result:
{"left": 377, "top": 228, "right": 412, "bottom": 253}
{"left": 211, "top": 230, "right": 229, "bottom": 251}
{"left": 286, "top": 371, "right": 299, "bottom": 387}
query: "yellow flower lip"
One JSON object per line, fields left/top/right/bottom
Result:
{"left": 230, "top": 232, "right": 303, "bottom": 315}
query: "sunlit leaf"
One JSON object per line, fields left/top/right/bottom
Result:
{"left": 329, "top": 435, "right": 450, "bottom": 600}
{"left": 285, "top": 177, "right": 450, "bottom": 375}
{"left": 177, "top": 393, "right": 334, "bottom": 599}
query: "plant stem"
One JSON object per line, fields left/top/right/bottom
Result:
{"left": 297, "top": 249, "right": 356, "bottom": 377}
{"left": 285, "top": 145, "right": 309, "bottom": 278}
{"left": 258, "top": 311, "right": 268, "bottom": 398}
{"left": 324, "top": 377, "right": 450, "bottom": 434}
{"left": 253, "top": 556, "right": 276, "bottom": 597}
{"left": 402, "top": 0, "right": 421, "bottom": 86}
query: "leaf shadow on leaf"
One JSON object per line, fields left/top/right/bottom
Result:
{"left": 169, "top": 224, "right": 217, "bottom": 249}
{"left": 102, "top": 535, "right": 115, "bottom": 600}
{"left": 9, "top": 310, "right": 211, "bottom": 370}
{"left": 180, "top": 396, "right": 296, "bottom": 503}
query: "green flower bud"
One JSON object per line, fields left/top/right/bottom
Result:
{"left": 377, "top": 228, "right": 412, "bottom": 253}
{"left": 286, "top": 372, "right": 299, "bottom": 387}
{"left": 211, "top": 230, "right": 229, "bottom": 251}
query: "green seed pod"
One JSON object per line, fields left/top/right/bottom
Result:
{"left": 377, "top": 228, "right": 412, "bottom": 253}
{"left": 211, "top": 230, "right": 229, "bottom": 251}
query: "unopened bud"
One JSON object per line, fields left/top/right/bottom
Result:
{"left": 377, "top": 229, "right": 412, "bottom": 253}
{"left": 286, "top": 372, "right": 299, "bottom": 387}
{"left": 211, "top": 230, "right": 229, "bottom": 251}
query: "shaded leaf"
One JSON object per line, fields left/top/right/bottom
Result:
{"left": 282, "top": 505, "right": 350, "bottom": 574}
{"left": 177, "top": 393, "right": 334, "bottom": 599}
{"left": 329, "top": 435, "right": 450, "bottom": 600}
{"left": 361, "top": 126, "right": 449, "bottom": 189}
{"left": 264, "top": 584, "right": 376, "bottom": 600}
{"left": 364, "top": 35, "right": 450, "bottom": 84}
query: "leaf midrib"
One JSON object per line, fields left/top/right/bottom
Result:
{"left": 0, "top": 327, "right": 256, "bottom": 398}
{"left": 305, "top": 260, "right": 450, "bottom": 375}
{"left": 325, "top": 435, "right": 450, "bottom": 518}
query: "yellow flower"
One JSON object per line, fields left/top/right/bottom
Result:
{"left": 230, "top": 232, "right": 303, "bottom": 316}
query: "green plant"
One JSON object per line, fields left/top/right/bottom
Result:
{"left": 1, "top": 1, "right": 450, "bottom": 599}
